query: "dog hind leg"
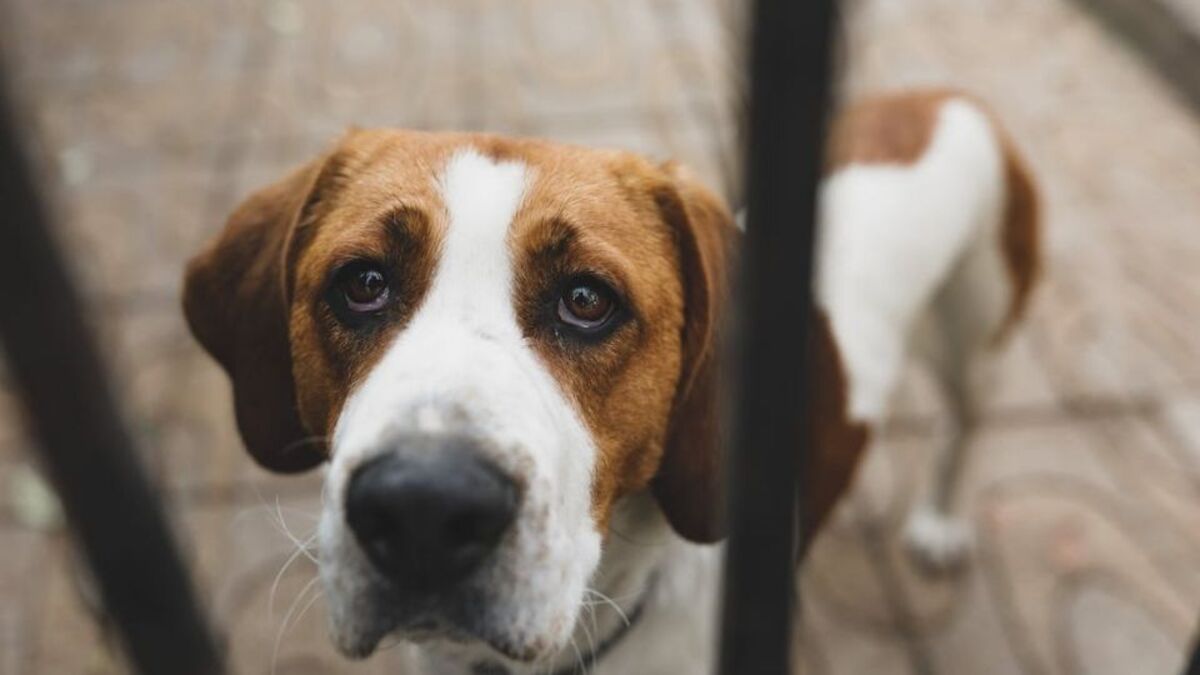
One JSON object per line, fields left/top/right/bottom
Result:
{"left": 903, "top": 226, "right": 1008, "bottom": 575}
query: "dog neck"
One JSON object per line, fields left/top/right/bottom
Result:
{"left": 542, "top": 492, "right": 723, "bottom": 675}
{"left": 571, "top": 492, "right": 723, "bottom": 674}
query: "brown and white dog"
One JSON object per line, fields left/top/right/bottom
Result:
{"left": 183, "top": 88, "right": 1037, "bottom": 673}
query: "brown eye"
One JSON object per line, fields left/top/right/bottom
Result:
{"left": 336, "top": 262, "right": 390, "bottom": 313}
{"left": 557, "top": 278, "right": 616, "bottom": 331}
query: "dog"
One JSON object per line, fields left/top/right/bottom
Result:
{"left": 183, "top": 88, "right": 1037, "bottom": 673}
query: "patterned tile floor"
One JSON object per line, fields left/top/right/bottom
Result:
{"left": 1, "top": 0, "right": 1199, "bottom": 673}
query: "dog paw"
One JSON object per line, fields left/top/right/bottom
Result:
{"left": 903, "top": 506, "right": 973, "bottom": 575}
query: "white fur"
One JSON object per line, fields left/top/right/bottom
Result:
{"left": 903, "top": 503, "right": 973, "bottom": 572}
{"left": 320, "top": 148, "right": 601, "bottom": 662}
{"left": 567, "top": 495, "right": 723, "bottom": 675}
{"left": 432, "top": 495, "right": 724, "bottom": 675}
{"left": 817, "top": 99, "right": 1012, "bottom": 571}
{"left": 816, "top": 99, "right": 1007, "bottom": 424}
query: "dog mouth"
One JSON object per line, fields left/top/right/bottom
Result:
{"left": 344, "top": 625, "right": 552, "bottom": 669}
{"left": 333, "top": 588, "right": 556, "bottom": 664}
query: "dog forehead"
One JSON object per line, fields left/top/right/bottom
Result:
{"left": 317, "top": 131, "right": 628, "bottom": 219}
{"left": 307, "top": 131, "right": 674, "bottom": 268}
{"left": 331, "top": 129, "right": 608, "bottom": 186}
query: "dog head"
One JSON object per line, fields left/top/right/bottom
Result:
{"left": 183, "top": 130, "right": 737, "bottom": 663}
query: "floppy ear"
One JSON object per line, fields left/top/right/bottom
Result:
{"left": 650, "top": 163, "right": 741, "bottom": 543}
{"left": 183, "top": 154, "right": 341, "bottom": 473}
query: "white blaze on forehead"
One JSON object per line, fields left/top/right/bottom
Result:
{"left": 331, "top": 147, "right": 533, "bottom": 452}
{"left": 434, "top": 148, "right": 529, "bottom": 327}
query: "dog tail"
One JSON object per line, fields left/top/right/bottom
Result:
{"left": 994, "top": 133, "right": 1041, "bottom": 342}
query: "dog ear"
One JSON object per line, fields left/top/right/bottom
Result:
{"left": 183, "top": 151, "right": 344, "bottom": 473}
{"left": 650, "top": 162, "right": 740, "bottom": 543}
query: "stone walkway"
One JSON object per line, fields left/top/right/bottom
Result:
{"left": 1, "top": 0, "right": 1198, "bottom": 673}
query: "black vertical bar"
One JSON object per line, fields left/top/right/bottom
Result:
{"left": 719, "top": 0, "right": 836, "bottom": 672}
{"left": 0, "top": 70, "right": 224, "bottom": 673}
{"left": 1185, "top": 636, "right": 1200, "bottom": 675}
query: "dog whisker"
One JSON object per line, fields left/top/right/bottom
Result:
{"left": 277, "top": 434, "right": 331, "bottom": 459}
{"left": 567, "top": 635, "right": 585, "bottom": 675}
{"left": 578, "top": 592, "right": 641, "bottom": 608}
{"left": 272, "top": 497, "right": 320, "bottom": 565}
{"left": 244, "top": 483, "right": 321, "bottom": 557}
{"left": 267, "top": 531, "right": 319, "bottom": 622}
{"left": 290, "top": 582, "right": 326, "bottom": 634}
{"left": 583, "top": 588, "right": 630, "bottom": 627}
{"left": 576, "top": 607, "right": 597, "bottom": 672}
{"left": 587, "top": 600, "right": 600, "bottom": 652}
{"left": 270, "top": 573, "right": 323, "bottom": 675}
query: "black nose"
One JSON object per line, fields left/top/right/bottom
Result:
{"left": 345, "top": 440, "right": 519, "bottom": 592}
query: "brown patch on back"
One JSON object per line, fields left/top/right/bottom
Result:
{"left": 825, "top": 89, "right": 959, "bottom": 172}
{"left": 827, "top": 87, "right": 1042, "bottom": 340}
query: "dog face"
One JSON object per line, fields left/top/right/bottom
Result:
{"left": 184, "top": 130, "right": 737, "bottom": 663}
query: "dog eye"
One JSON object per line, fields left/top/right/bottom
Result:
{"left": 557, "top": 277, "right": 617, "bottom": 332}
{"left": 336, "top": 262, "right": 390, "bottom": 313}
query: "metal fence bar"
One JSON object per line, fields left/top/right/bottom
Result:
{"left": 0, "top": 69, "right": 224, "bottom": 674}
{"left": 718, "top": 0, "right": 837, "bottom": 672}
{"left": 1186, "top": 636, "right": 1200, "bottom": 675}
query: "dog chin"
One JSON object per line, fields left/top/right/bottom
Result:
{"left": 421, "top": 630, "right": 558, "bottom": 666}
{"left": 328, "top": 597, "right": 572, "bottom": 665}
{"left": 328, "top": 613, "right": 394, "bottom": 660}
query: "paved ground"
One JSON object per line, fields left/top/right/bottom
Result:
{"left": 1, "top": 0, "right": 1199, "bottom": 673}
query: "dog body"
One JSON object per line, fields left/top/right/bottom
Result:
{"left": 821, "top": 90, "right": 1038, "bottom": 568}
{"left": 184, "top": 89, "right": 1036, "bottom": 673}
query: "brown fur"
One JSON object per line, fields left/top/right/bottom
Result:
{"left": 802, "top": 311, "right": 869, "bottom": 544}
{"left": 825, "top": 89, "right": 955, "bottom": 172}
{"left": 286, "top": 131, "right": 447, "bottom": 439}
{"left": 184, "top": 129, "right": 870, "bottom": 549}
{"left": 995, "top": 134, "right": 1040, "bottom": 338}
{"left": 184, "top": 157, "right": 332, "bottom": 472}
{"left": 644, "top": 160, "right": 741, "bottom": 543}
{"left": 186, "top": 131, "right": 451, "bottom": 470}
{"left": 185, "top": 131, "right": 713, "bottom": 539}
{"left": 508, "top": 147, "right": 689, "bottom": 533}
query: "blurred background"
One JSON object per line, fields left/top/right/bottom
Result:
{"left": 1, "top": 0, "right": 1199, "bottom": 673}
